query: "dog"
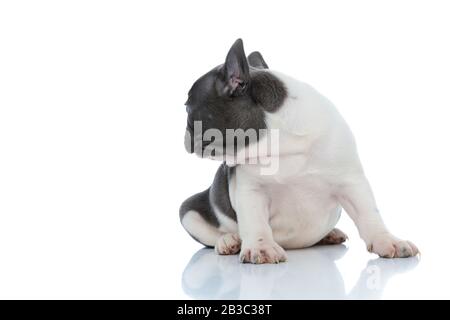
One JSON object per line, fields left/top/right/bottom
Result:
{"left": 180, "top": 39, "right": 419, "bottom": 264}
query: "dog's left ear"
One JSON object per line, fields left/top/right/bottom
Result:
{"left": 223, "top": 38, "right": 250, "bottom": 96}
{"left": 248, "top": 51, "right": 269, "bottom": 69}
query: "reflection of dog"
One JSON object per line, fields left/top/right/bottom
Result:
{"left": 182, "top": 248, "right": 419, "bottom": 299}
{"left": 180, "top": 38, "right": 419, "bottom": 263}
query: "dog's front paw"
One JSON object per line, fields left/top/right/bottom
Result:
{"left": 239, "top": 239, "right": 287, "bottom": 264}
{"left": 367, "top": 233, "right": 419, "bottom": 258}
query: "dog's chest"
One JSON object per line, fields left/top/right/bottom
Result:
{"left": 236, "top": 157, "right": 341, "bottom": 248}
{"left": 267, "top": 175, "right": 340, "bottom": 248}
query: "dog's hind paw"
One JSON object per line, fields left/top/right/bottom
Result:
{"left": 317, "top": 228, "right": 348, "bottom": 245}
{"left": 215, "top": 233, "right": 241, "bottom": 255}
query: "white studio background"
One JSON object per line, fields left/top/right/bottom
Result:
{"left": 0, "top": 0, "right": 449, "bottom": 299}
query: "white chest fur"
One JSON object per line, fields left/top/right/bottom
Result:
{"left": 229, "top": 154, "right": 342, "bottom": 248}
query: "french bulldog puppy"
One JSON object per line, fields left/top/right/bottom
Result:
{"left": 180, "top": 39, "right": 419, "bottom": 264}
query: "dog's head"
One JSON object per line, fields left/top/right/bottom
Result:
{"left": 184, "top": 39, "right": 285, "bottom": 160}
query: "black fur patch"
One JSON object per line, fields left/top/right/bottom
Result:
{"left": 209, "top": 163, "right": 237, "bottom": 221}
{"left": 250, "top": 71, "right": 286, "bottom": 112}
{"left": 185, "top": 67, "right": 267, "bottom": 156}
{"left": 179, "top": 188, "right": 219, "bottom": 228}
{"left": 184, "top": 39, "right": 287, "bottom": 157}
{"left": 248, "top": 51, "right": 269, "bottom": 69}
{"left": 179, "top": 163, "right": 236, "bottom": 227}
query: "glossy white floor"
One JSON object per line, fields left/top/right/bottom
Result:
{"left": 177, "top": 210, "right": 442, "bottom": 300}
{"left": 1, "top": 1, "right": 449, "bottom": 300}
{"left": 180, "top": 231, "right": 425, "bottom": 300}
{"left": 0, "top": 205, "right": 444, "bottom": 299}
{"left": 182, "top": 247, "right": 419, "bottom": 300}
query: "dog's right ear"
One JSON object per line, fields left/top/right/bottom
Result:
{"left": 247, "top": 51, "right": 269, "bottom": 69}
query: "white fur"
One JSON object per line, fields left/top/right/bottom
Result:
{"left": 211, "top": 201, "right": 238, "bottom": 233}
{"left": 229, "top": 70, "right": 418, "bottom": 261}
{"left": 182, "top": 210, "right": 222, "bottom": 247}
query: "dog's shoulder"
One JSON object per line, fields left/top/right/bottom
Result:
{"left": 264, "top": 70, "right": 346, "bottom": 138}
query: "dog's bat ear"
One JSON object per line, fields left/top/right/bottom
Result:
{"left": 248, "top": 51, "right": 269, "bottom": 69}
{"left": 223, "top": 38, "right": 250, "bottom": 96}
